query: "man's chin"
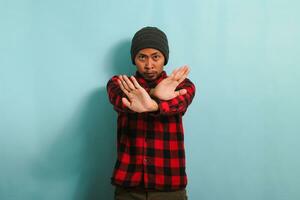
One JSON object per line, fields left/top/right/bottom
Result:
{"left": 143, "top": 74, "right": 157, "bottom": 80}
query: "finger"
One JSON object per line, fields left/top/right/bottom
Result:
{"left": 170, "top": 67, "right": 180, "bottom": 79}
{"left": 183, "top": 66, "right": 190, "bottom": 75}
{"left": 181, "top": 65, "right": 189, "bottom": 76}
{"left": 118, "top": 75, "right": 126, "bottom": 87}
{"left": 123, "top": 75, "right": 135, "bottom": 90}
{"left": 118, "top": 76, "right": 128, "bottom": 91}
{"left": 119, "top": 75, "right": 131, "bottom": 91}
{"left": 177, "top": 74, "right": 188, "bottom": 84}
{"left": 174, "top": 65, "right": 188, "bottom": 80}
{"left": 177, "top": 67, "right": 190, "bottom": 83}
{"left": 174, "top": 89, "right": 187, "bottom": 97}
{"left": 118, "top": 78, "right": 130, "bottom": 96}
{"left": 130, "top": 76, "right": 141, "bottom": 89}
{"left": 179, "top": 89, "right": 187, "bottom": 95}
{"left": 171, "top": 66, "right": 185, "bottom": 80}
{"left": 176, "top": 66, "right": 189, "bottom": 80}
{"left": 122, "top": 97, "right": 131, "bottom": 108}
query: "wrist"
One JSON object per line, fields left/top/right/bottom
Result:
{"left": 149, "top": 89, "right": 155, "bottom": 97}
{"left": 150, "top": 99, "right": 159, "bottom": 112}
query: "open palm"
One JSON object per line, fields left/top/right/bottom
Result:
{"left": 151, "top": 65, "right": 190, "bottom": 100}
{"left": 118, "top": 75, "right": 157, "bottom": 113}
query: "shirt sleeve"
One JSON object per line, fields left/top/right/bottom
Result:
{"left": 149, "top": 78, "right": 196, "bottom": 116}
{"left": 106, "top": 75, "right": 135, "bottom": 113}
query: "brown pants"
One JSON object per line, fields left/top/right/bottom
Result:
{"left": 114, "top": 186, "right": 188, "bottom": 200}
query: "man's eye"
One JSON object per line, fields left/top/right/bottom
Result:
{"left": 139, "top": 55, "right": 145, "bottom": 60}
{"left": 153, "top": 55, "right": 160, "bottom": 60}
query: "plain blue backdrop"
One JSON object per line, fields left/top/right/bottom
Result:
{"left": 1, "top": 0, "right": 299, "bottom": 199}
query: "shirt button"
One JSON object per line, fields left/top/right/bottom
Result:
{"left": 144, "top": 158, "right": 147, "bottom": 163}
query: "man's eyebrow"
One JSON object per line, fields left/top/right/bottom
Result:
{"left": 151, "top": 52, "right": 160, "bottom": 55}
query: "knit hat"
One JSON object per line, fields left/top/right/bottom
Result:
{"left": 130, "top": 26, "right": 169, "bottom": 65}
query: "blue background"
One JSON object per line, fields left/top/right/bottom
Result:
{"left": 1, "top": 0, "right": 299, "bottom": 199}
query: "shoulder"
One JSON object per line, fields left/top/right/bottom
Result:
{"left": 107, "top": 75, "right": 121, "bottom": 83}
{"left": 106, "top": 75, "right": 120, "bottom": 89}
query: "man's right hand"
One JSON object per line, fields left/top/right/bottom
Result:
{"left": 118, "top": 75, "right": 158, "bottom": 113}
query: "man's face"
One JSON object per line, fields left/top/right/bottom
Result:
{"left": 134, "top": 48, "right": 165, "bottom": 81}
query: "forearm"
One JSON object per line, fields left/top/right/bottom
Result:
{"left": 149, "top": 79, "right": 195, "bottom": 116}
{"left": 147, "top": 99, "right": 159, "bottom": 112}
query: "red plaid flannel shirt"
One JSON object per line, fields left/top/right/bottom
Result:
{"left": 106, "top": 71, "right": 196, "bottom": 191}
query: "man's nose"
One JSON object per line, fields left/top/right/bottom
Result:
{"left": 145, "top": 58, "right": 154, "bottom": 69}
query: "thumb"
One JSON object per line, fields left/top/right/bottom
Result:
{"left": 175, "top": 89, "right": 187, "bottom": 97}
{"left": 122, "top": 97, "right": 131, "bottom": 108}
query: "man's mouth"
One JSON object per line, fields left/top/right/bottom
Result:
{"left": 144, "top": 72, "right": 157, "bottom": 79}
{"left": 145, "top": 72, "right": 156, "bottom": 76}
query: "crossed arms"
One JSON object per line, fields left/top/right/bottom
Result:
{"left": 107, "top": 66, "right": 196, "bottom": 115}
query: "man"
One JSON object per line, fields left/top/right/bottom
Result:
{"left": 107, "top": 26, "right": 196, "bottom": 200}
